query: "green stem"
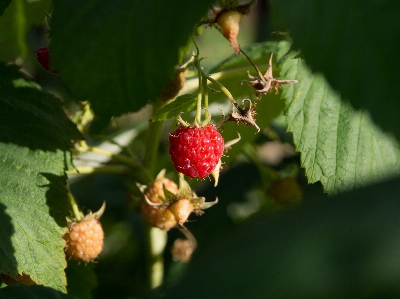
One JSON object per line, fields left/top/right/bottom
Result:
{"left": 202, "top": 72, "right": 209, "bottom": 120}
{"left": 240, "top": 48, "right": 265, "bottom": 79}
{"left": 145, "top": 226, "right": 167, "bottom": 290}
{"left": 178, "top": 172, "right": 185, "bottom": 188}
{"left": 66, "top": 165, "right": 129, "bottom": 175}
{"left": 192, "top": 38, "right": 203, "bottom": 124}
{"left": 15, "top": 0, "right": 27, "bottom": 58}
{"left": 200, "top": 68, "right": 236, "bottom": 104}
{"left": 72, "top": 144, "right": 152, "bottom": 183}
{"left": 143, "top": 102, "right": 164, "bottom": 179}
{"left": 66, "top": 185, "right": 82, "bottom": 221}
{"left": 143, "top": 101, "right": 168, "bottom": 291}
{"left": 195, "top": 58, "right": 202, "bottom": 124}
{"left": 73, "top": 145, "right": 138, "bottom": 169}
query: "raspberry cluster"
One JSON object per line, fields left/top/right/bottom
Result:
{"left": 169, "top": 125, "right": 224, "bottom": 178}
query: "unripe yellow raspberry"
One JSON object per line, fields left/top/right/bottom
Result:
{"left": 63, "top": 218, "right": 104, "bottom": 262}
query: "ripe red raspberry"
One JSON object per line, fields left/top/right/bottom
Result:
{"left": 63, "top": 218, "right": 104, "bottom": 262}
{"left": 169, "top": 125, "right": 224, "bottom": 178}
{"left": 36, "top": 47, "right": 58, "bottom": 74}
{"left": 217, "top": 10, "right": 243, "bottom": 55}
{"left": 141, "top": 178, "right": 179, "bottom": 230}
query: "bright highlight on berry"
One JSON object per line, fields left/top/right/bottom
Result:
{"left": 169, "top": 125, "right": 224, "bottom": 178}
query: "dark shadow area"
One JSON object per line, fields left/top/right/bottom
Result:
{"left": 0, "top": 63, "right": 81, "bottom": 152}
{"left": 0, "top": 284, "right": 74, "bottom": 298}
{"left": 40, "top": 173, "right": 68, "bottom": 228}
{"left": 162, "top": 175, "right": 400, "bottom": 299}
{"left": 0, "top": 202, "right": 18, "bottom": 279}
{"left": 186, "top": 162, "right": 263, "bottom": 245}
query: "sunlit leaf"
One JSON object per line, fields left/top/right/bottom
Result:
{"left": 0, "top": 63, "right": 81, "bottom": 292}
{"left": 271, "top": 0, "right": 400, "bottom": 140}
{"left": 278, "top": 42, "right": 400, "bottom": 194}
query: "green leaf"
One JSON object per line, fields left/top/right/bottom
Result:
{"left": 152, "top": 94, "right": 197, "bottom": 122}
{"left": 0, "top": 63, "right": 82, "bottom": 292}
{"left": 0, "top": 285, "right": 75, "bottom": 299}
{"left": 50, "top": 0, "right": 215, "bottom": 118}
{"left": 0, "top": 0, "right": 12, "bottom": 16}
{"left": 65, "top": 260, "right": 97, "bottom": 299}
{"left": 278, "top": 42, "right": 400, "bottom": 194}
{"left": 0, "top": 0, "right": 51, "bottom": 61}
{"left": 162, "top": 176, "right": 400, "bottom": 299}
{"left": 271, "top": 0, "right": 400, "bottom": 140}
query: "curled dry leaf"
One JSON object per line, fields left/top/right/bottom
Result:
{"left": 241, "top": 52, "right": 298, "bottom": 96}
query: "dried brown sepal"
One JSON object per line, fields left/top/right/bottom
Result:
{"left": 219, "top": 99, "right": 260, "bottom": 132}
{"left": 241, "top": 52, "right": 298, "bottom": 96}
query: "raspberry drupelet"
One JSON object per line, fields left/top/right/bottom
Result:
{"left": 169, "top": 125, "right": 224, "bottom": 178}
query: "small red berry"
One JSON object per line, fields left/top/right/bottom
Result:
{"left": 169, "top": 125, "right": 224, "bottom": 178}
{"left": 141, "top": 178, "right": 179, "bottom": 230}
{"left": 36, "top": 47, "right": 58, "bottom": 74}
{"left": 217, "top": 10, "right": 243, "bottom": 55}
{"left": 63, "top": 218, "right": 104, "bottom": 262}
